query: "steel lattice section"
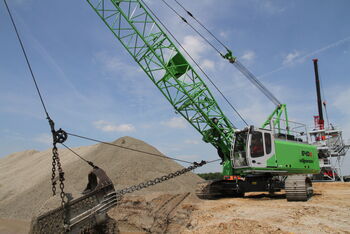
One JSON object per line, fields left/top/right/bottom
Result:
{"left": 87, "top": 0, "right": 235, "bottom": 155}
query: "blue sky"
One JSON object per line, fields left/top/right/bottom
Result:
{"left": 1, "top": 0, "right": 350, "bottom": 174}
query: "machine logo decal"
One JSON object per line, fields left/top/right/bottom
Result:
{"left": 300, "top": 159, "right": 314, "bottom": 164}
{"left": 301, "top": 151, "right": 313, "bottom": 157}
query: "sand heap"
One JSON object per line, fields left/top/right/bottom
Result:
{"left": 0, "top": 136, "right": 203, "bottom": 220}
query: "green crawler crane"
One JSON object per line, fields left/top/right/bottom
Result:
{"left": 87, "top": 0, "right": 320, "bottom": 201}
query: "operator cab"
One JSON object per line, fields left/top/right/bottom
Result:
{"left": 231, "top": 126, "right": 275, "bottom": 169}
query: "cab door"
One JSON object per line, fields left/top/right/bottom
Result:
{"left": 247, "top": 130, "right": 275, "bottom": 168}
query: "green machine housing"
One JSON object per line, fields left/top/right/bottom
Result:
{"left": 87, "top": 0, "right": 321, "bottom": 201}
{"left": 230, "top": 126, "right": 320, "bottom": 176}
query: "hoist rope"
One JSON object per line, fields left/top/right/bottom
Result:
{"left": 161, "top": 0, "right": 223, "bottom": 55}
{"left": 61, "top": 143, "right": 97, "bottom": 168}
{"left": 172, "top": 0, "right": 229, "bottom": 51}
{"left": 4, "top": 0, "right": 50, "bottom": 119}
{"left": 5, "top": 0, "right": 223, "bottom": 171}
{"left": 162, "top": 0, "right": 282, "bottom": 107}
{"left": 4, "top": 0, "right": 71, "bottom": 208}
{"left": 233, "top": 60, "right": 281, "bottom": 106}
{"left": 141, "top": 0, "right": 248, "bottom": 127}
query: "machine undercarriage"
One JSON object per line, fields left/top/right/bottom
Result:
{"left": 195, "top": 174, "right": 313, "bottom": 202}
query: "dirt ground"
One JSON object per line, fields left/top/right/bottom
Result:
{"left": 107, "top": 182, "right": 350, "bottom": 234}
{"left": 179, "top": 182, "right": 350, "bottom": 234}
{"left": 0, "top": 182, "right": 349, "bottom": 234}
{"left": 1, "top": 139, "right": 349, "bottom": 233}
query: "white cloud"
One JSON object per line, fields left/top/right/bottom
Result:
{"left": 94, "top": 120, "right": 135, "bottom": 132}
{"left": 201, "top": 59, "right": 215, "bottom": 70}
{"left": 260, "top": 36, "right": 350, "bottom": 79}
{"left": 185, "top": 139, "right": 200, "bottom": 145}
{"left": 283, "top": 50, "right": 301, "bottom": 65}
{"left": 259, "top": 1, "right": 285, "bottom": 14}
{"left": 182, "top": 35, "right": 207, "bottom": 60}
{"left": 219, "top": 31, "right": 229, "bottom": 39}
{"left": 333, "top": 88, "right": 350, "bottom": 116}
{"left": 34, "top": 133, "right": 52, "bottom": 145}
{"left": 241, "top": 50, "right": 256, "bottom": 63}
{"left": 95, "top": 51, "right": 140, "bottom": 77}
{"left": 140, "top": 123, "right": 153, "bottom": 129}
{"left": 239, "top": 102, "right": 270, "bottom": 127}
{"left": 161, "top": 117, "right": 187, "bottom": 129}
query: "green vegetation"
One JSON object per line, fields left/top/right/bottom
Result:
{"left": 197, "top": 172, "right": 222, "bottom": 180}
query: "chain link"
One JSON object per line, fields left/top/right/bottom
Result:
{"left": 51, "top": 145, "right": 67, "bottom": 204}
{"left": 115, "top": 160, "right": 207, "bottom": 201}
{"left": 51, "top": 147, "right": 57, "bottom": 196}
{"left": 51, "top": 143, "right": 68, "bottom": 227}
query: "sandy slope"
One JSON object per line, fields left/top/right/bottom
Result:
{"left": 0, "top": 136, "right": 203, "bottom": 221}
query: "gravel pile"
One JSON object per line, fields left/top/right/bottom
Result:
{"left": 0, "top": 136, "right": 203, "bottom": 220}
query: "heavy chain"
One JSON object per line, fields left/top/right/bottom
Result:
{"left": 51, "top": 143, "right": 69, "bottom": 229}
{"left": 51, "top": 147, "right": 57, "bottom": 196}
{"left": 48, "top": 117, "right": 69, "bottom": 227}
{"left": 49, "top": 117, "right": 68, "bottom": 204}
{"left": 51, "top": 145, "right": 67, "bottom": 205}
{"left": 115, "top": 160, "right": 207, "bottom": 201}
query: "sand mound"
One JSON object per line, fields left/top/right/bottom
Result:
{"left": 0, "top": 136, "right": 203, "bottom": 220}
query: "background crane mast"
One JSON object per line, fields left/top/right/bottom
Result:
{"left": 309, "top": 59, "right": 350, "bottom": 181}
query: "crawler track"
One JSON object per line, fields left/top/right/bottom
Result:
{"left": 285, "top": 175, "right": 313, "bottom": 201}
{"left": 195, "top": 180, "right": 244, "bottom": 199}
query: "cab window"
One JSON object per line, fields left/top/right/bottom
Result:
{"left": 234, "top": 131, "right": 247, "bottom": 152}
{"left": 250, "top": 131, "right": 264, "bottom": 158}
{"left": 264, "top": 133, "right": 272, "bottom": 154}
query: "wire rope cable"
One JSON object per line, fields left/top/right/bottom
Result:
{"left": 162, "top": 0, "right": 282, "bottom": 107}
{"left": 318, "top": 64, "right": 330, "bottom": 127}
{"left": 5, "top": 0, "right": 225, "bottom": 168}
{"left": 61, "top": 143, "right": 97, "bottom": 168}
{"left": 140, "top": 0, "right": 248, "bottom": 127}
{"left": 233, "top": 60, "right": 281, "bottom": 106}
{"left": 4, "top": 0, "right": 50, "bottom": 119}
{"left": 172, "top": 0, "right": 229, "bottom": 51}
{"left": 161, "top": 0, "right": 222, "bottom": 55}
{"left": 67, "top": 132, "right": 196, "bottom": 164}
{"left": 67, "top": 132, "right": 221, "bottom": 165}
{"left": 206, "top": 158, "right": 221, "bottom": 163}
{"left": 5, "top": 0, "right": 222, "bottom": 198}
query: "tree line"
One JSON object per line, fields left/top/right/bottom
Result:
{"left": 197, "top": 172, "right": 222, "bottom": 180}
